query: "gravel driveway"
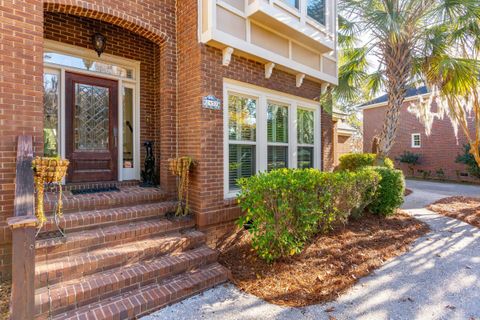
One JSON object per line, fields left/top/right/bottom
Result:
{"left": 143, "top": 179, "right": 480, "bottom": 320}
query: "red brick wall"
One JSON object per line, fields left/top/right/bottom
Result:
{"left": 363, "top": 100, "right": 474, "bottom": 181}
{"left": 43, "top": 0, "right": 179, "bottom": 194}
{"left": 176, "top": 0, "right": 334, "bottom": 235}
{"left": 335, "top": 134, "right": 354, "bottom": 166}
{"left": 0, "top": 0, "right": 44, "bottom": 279}
{"left": 0, "top": 0, "right": 335, "bottom": 278}
{"left": 0, "top": 0, "right": 178, "bottom": 279}
{"left": 194, "top": 47, "right": 334, "bottom": 229}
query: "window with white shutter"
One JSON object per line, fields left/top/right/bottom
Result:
{"left": 227, "top": 94, "right": 257, "bottom": 191}
{"left": 224, "top": 81, "right": 321, "bottom": 197}
{"left": 297, "top": 108, "right": 315, "bottom": 169}
{"left": 267, "top": 102, "right": 289, "bottom": 171}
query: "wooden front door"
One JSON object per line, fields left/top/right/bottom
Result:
{"left": 65, "top": 72, "right": 118, "bottom": 182}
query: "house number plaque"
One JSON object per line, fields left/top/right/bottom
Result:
{"left": 202, "top": 95, "right": 221, "bottom": 110}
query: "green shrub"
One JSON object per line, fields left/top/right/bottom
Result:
{"left": 456, "top": 144, "right": 480, "bottom": 178}
{"left": 367, "top": 167, "right": 405, "bottom": 216}
{"left": 338, "top": 153, "right": 394, "bottom": 171}
{"left": 396, "top": 151, "right": 421, "bottom": 176}
{"left": 236, "top": 168, "right": 380, "bottom": 262}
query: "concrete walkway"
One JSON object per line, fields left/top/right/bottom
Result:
{"left": 144, "top": 180, "right": 480, "bottom": 320}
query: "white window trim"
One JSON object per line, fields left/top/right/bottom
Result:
{"left": 411, "top": 133, "right": 421, "bottom": 148}
{"left": 223, "top": 79, "right": 322, "bottom": 198}
{"left": 43, "top": 40, "right": 141, "bottom": 182}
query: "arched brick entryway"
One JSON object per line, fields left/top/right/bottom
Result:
{"left": 43, "top": 1, "right": 170, "bottom": 45}
{"left": 42, "top": 0, "right": 178, "bottom": 192}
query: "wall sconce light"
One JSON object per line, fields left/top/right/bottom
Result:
{"left": 91, "top": 33, "right": 107, "bottom": 57}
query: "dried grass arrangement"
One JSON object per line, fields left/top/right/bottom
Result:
{"left": 169, "top": 156, "right": 196, "bottom": 216}
{"left": 32, "top": 157, "right": 69, "bottom": 226}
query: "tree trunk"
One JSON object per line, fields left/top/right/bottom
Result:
{"left": 377, "top": 41, "right": 412, "bottom": 158}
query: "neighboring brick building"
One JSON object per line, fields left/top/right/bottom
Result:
{"left": 0, "top": 0, "right": 338, "bottom": 317}
{"left": 333, "top": 109, "right": 357, "bottom": 166}
{"left": 362, "top": 87, "right": 475, "bottom": 182}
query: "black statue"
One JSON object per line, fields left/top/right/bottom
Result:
{"left": 140, "top": 141, "right": 156, "bottom": 187}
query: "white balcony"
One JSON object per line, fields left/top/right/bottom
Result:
{"left": 246, "top": 0, "right": 335, "bottom": 53}
{"left": 199, "top": 0, "right": 338, "bottom": 85}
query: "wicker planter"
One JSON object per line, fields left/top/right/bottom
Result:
{"left": 168, "top": 156, "right": 195, "bottom": 216}
{"left": 32, "top": 157, "right": 69, "bottom": 227}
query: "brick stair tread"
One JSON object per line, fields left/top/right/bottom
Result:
{"left": 41, "top": 201, "right": 177, "bottom": 233}
{"left": 35, "top": 230, "right": 206, "bottom": 289}
{"left": 51, "top": 263, "right": 229, "bottom": 320}
{"left": 44, "top": 186, "right": 169, "bottom": 214}
{"left": 36, "top": 216, "right": 194, "bottom": 259}
{"left": 35, "top": 245, "right": 218, "bottom": 317}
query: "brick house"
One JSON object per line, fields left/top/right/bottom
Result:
{"left": 1, "top": 0, "right": 338, "bottom": 318}
{"left": 333, "top": 109, "right": 357, "bottom": 166}
{"left": 362, "top": 87, "right": 475, "bottom": 182}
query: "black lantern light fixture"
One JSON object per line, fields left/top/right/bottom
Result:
{"left": 91, "top": 33, "right": 107, "bottom": 57}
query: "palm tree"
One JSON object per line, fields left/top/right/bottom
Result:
{"left": 335, "top": 0, "right": 480, "bottom": 159}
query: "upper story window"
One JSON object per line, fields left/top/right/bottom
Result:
{"left": 281, "top": 0, "right": 300, "bottom": 9}
{"left": 307, "top": 0, "right": 326, "bottom": 26}
{"left": 411, "top": 133, "right": 421, "bottom": 148}
{"left": 225, "top": 81, "right": 321, "bottom": 197}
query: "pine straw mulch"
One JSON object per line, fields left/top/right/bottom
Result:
{"left": 428, "top": 196, "right": 480, "bottom": 228}
{"left": 218, "top": 211, "right": 429, "bottom": 307}
{"left": 0, "top": 280, "right": 11, "bottom": 319}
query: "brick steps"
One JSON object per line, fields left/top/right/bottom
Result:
{"left": 35, "top": 230, "right": 206, "bottom": 288}
{"left": 35, "top": 246, "right": 219, "bottom": 318}
{"left": 36, "top": 216, "right": 194, "bottom": 261}
{"left": 35, "top": 186, "right": 229, "bottom": 318}
{"left": 41, "top": 201, "right": 177, "bottom": 233}
{"left": 50, "top": 263, "right": 229, "bottom": 320}
{"left": 44, "top": 186, "right": 169, "bottom": 214}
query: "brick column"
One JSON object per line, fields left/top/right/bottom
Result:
{"left": 0, "top": 0, "right": 44, "bottom": 279}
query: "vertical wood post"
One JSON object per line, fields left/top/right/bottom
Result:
{"left": 7, "top": 217, "right": 37, "bottom": 320}
{"left": 9, "top": 135, "right": 37, "bottom": 319}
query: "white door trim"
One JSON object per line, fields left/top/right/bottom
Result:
{"left": 43, "top": 40, "right": 142, "bottom": 181}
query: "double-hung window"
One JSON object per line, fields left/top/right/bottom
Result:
{"left": 297, "top": 108, "right": 315, "bottom": 169}
{"left": 411, "top": 133, "right": 421, "bottom": 148}
{"left": 227, "top": 94, "right": 257, "bottom": 191}
{"left": 224, "top": 81, "right": 321, "bottom": 197}
{"left": 267, "top": 102, "right": 289, "bottom": 171}
{"left": 307, "top": 0, "right": 326, "bottom": 26}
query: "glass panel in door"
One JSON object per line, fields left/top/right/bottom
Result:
{"left": 74, "top": 83, "right": 110, "bottom": 151}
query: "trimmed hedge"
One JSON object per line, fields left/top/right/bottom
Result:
{"left": 338, "top": 153, "right": 394, "bottom": 171}
{"left": 236, "top": 169, "right": 381, "bottom": 262}
{"left": 367, "top": 166, "right": 405, "bottom": 216}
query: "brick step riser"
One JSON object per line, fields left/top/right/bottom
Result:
{"left": 35, "top": 219, "right": 194, "bottom": 263}
{"left": 45, "top": 180, "right": 139, "bottom": 193}
{"left": 44, "top": 191, "right": 170, "bottom": 216}
{"left": 35, "top": 248, "right": 219, "bottom": 318}
{"left": 40, "top": 202, "right": 177, "bottom": 234}
{"left": 50, "top": 264, "right": 229, "bottom": 320}
{"left": 35, "top": 231, "right": 206, "bottom": 289}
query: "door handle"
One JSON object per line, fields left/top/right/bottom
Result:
{"left": 113, "top": 128, "right": 118, "bottom": 148}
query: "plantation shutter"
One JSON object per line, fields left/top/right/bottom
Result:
{"left": 297, "top": 109, "right": 314, "bottom": 169}
{"left": 229, "top": 145, "right": 256, "bottom": 189}
{"left": 267, "top": 103, "right": 288, "bottom": 171}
